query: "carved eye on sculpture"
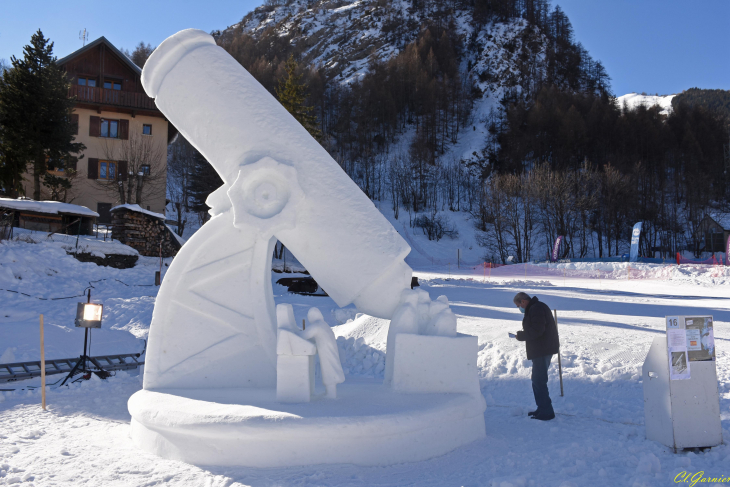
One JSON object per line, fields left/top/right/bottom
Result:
{"left": 227, "top": 157, "right": 303, "bottom": 233}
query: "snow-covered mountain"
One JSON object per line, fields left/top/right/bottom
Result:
{"left": 217, "top": 0, "right": 574, "bottom": 163}
{"left": 617, "top": 92, "right": 675, "bottom": 115}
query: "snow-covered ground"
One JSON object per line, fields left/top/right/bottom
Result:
{"left": 1, "top": 235, "right": 729, "bottom": 486}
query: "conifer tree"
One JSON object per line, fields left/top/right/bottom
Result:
{"left": 187, "top": 148, "right": 222, "bottom": 214}
{"left": 0, "top": 30, "right": 84, "bottom": 199}
{"left": 275, "top": 55, "right": 321, "bottom": 139}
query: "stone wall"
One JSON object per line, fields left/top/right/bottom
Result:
{"left": 111, "top": 209, "right": 180, "bottom": 257}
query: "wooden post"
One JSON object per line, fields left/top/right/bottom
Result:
{"left": 553, "top": 309, "right": 564, "bottom": 397}
{"left": 40, "top": 314, "right": 46, "bottom": 410}
{"left": 302, "top": 319, "right": 305, "bottom": 331}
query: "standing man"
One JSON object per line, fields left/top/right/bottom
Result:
{"left": 513, "top": 292, "right": 560, "bottom": 421}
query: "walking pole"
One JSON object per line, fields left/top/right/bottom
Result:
{"left": 554, "top": 309, "right": 564, "bottom": 397}
{"left": 40, "top": 314, "right": 46, "bottom": 410}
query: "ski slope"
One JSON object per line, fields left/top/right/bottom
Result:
{"left": 0, "top": 236, "right": 729, "bottom": 486}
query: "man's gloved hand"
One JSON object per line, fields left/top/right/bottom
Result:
{"left": 515, "top": 330, "right": 525, "bottom": 341}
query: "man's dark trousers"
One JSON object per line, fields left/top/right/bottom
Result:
{"left": 531, "top": 354, "right": 554, "bottom": 416}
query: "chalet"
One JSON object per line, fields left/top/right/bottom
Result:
{"left": 694, "top": 213, "right": 730, "bottom": 253}
{"left": 20, "top": 37, "right": 172, "bottom": 224}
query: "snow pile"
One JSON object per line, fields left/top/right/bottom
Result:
{"left": 334, "top": 314, "right": 388, "bottom": 378}
{"left": 10, "top": 228, "right": 138, "bottom": 258}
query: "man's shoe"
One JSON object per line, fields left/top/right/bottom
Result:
{"left": 528, "top": 410, "right": 539, "bottom": 417}
{"left": 531, "top": 412, "right": 555, "bottom": 421}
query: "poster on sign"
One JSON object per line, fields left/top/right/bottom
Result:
{"left": 684, "top": 316, "right": 715, "bottom": 362}
{"left": 667, "top": 328, "right": 690, "bottom": 380}
{"left": 664, "top": 315, "right": 714, "bottom": 381}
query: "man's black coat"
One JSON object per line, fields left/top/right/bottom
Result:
{"left": 515, "top": 296, "right": 560, "bottom": 360}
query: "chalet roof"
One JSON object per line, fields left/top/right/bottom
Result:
{"left": 0, "top": 197, "right": 99, "bottom": 217}
{"left": 707, "top": 212, "right": 730, "bottom": 230}
{"left": 56, "top": 36, "right": 142, "bottom": 76}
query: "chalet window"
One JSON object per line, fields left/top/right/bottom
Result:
{"left": 140, "top": 164, "right": 151, "bottom": 176}
{"left": 100, "top": 119, "right": 119, "bottom": 138}
{"left": 104, "top": 80, "right": 122, "bottom": 91}
{"left": 142, "top": 124, "right": 152, "bottom": 136}
{"left": 98, "top": 160, "right": 117, "bottom": 181}
{"left": 78, "top": 77, "right": 97, "bottom": 87}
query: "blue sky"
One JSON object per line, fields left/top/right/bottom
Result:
{"left": 1, "top": 0, "right": 728, "bottom": 96}
{"left": 555, "top": 0, "right": 730, "bottom": 95}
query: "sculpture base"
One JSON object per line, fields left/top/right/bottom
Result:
{"left": 128, "top": 379, "right": 486, "bottom": 467}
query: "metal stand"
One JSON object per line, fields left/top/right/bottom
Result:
{"left": 60, "top": 290, "right": 107, "bottom": 386}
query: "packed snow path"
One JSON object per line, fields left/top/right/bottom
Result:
{"left": 1, "top": 244, "right": 728, "bottom": 485}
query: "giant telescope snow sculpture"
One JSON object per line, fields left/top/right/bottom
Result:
{"left": 128, "top": 29, "right": 485, "bottom": 468}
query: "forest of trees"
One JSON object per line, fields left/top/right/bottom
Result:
{"left": 166, "top": 0, "right": 729, "bottom": 261}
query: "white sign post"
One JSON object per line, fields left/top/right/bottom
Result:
{"left": 642, "top": 315, "right": 722, "bottom": 451}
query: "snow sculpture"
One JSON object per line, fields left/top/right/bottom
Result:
{"left": 301, "top": 307, "right": 346, "bottom": 399}
{"left": 276, "top": 304, "right": 316, "bottom": 403}
{"left": 128, "top": 28, "right": 485, "bottom": 468}
{"left": 137, "top": 29, "right": 412, "bottom": 390}
{"left": 385, "top": 292, "right": 475, "bottom": 394}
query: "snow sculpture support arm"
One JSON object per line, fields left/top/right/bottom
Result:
{"left": 140, "top": 29, "right": 412, "bottom": 390}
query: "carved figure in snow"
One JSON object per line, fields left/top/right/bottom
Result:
{"left": 303, "top": 307, "right": 345, "bottom": 398}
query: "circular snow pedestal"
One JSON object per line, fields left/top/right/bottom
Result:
{"left": 128, "top": 379, "right": 486, "bottom": 467}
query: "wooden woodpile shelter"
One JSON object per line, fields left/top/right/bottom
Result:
{"left": 0, "top": 198, "right": 97, "bottom": 236}
{"left": 110, "top": 204, "right": 182, "bottom": 257}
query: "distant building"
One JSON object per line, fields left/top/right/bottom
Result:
{"left": 695, "top": 213, "right": 730, "bottom": 253}
{"left": 21, "top": 36, "right": 173, "bottom": 224}
{"left": 0, "top": 197, "right": 97, "bottom": 235}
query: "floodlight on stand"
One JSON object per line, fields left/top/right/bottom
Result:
{"left": 75, "top": 302, "right": 103, "bottom": 328}
{"left": 61, "top": 289, "right": 108, "bottom": 386}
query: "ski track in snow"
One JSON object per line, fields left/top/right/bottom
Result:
{"left": 1, "top": 238, "right": 730, "bottom": 486}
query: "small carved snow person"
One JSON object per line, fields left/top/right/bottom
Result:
{"left": 303, "top": 307, "right": 345, "bottom": 398}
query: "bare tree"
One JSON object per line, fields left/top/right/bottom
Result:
{"left": 95, "top": 132, "right": 166, "bottom": 208}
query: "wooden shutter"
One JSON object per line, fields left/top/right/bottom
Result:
{"left": 119, "top": 119, "right": 129, "bottom": 140}
{"left": 89, "top": 116, "right": 101, "bottom": 137}
{"left": 71, "top": 114, "right": 79, "bottom": 135}
{"left": 118, "top": 160, "right": 128, "bottom": 181}
{"left": 87, "top": 158, "right": 98, "bottom": 179}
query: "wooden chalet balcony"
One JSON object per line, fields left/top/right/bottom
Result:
{"left": 69, "top": 84, "right": 157, "bottom": 111}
